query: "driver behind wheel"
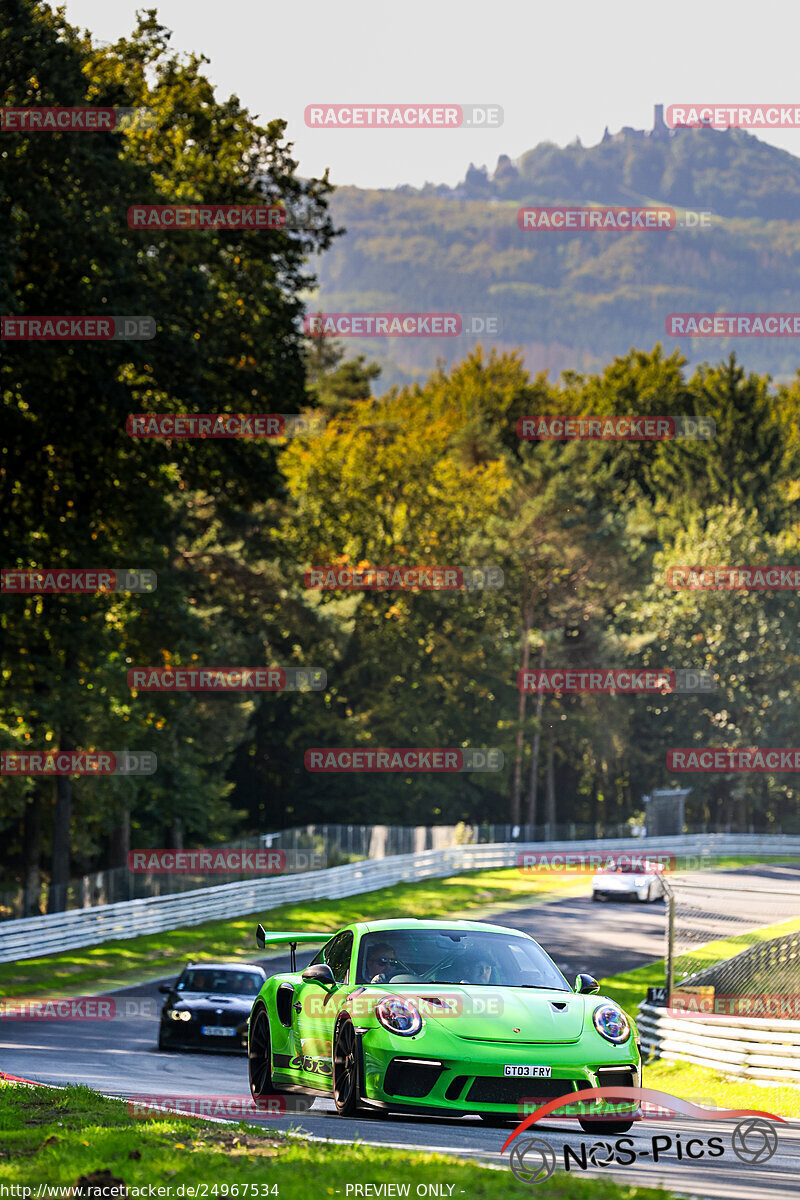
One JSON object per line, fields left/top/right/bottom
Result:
{"left": 365, "top": 941, "right": 402, "bottom": 984}
{"left": 458, "top": 954, "right": 494, "bottom": 984}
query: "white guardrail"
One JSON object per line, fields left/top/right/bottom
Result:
{"left": 638, "top": 1002, "right": 800, "bottom": 1083}
{"left": 1, "top": 833, "right": 799, "bottom": 964}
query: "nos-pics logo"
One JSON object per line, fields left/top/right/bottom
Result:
{"left": 503, "top": 1088, "right": 782, "bottom": 1184}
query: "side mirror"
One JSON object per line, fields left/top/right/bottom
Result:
{"left": 301, "top": 963, "right": 335, "bottom": 987}
{"left": 575, "top": 973, "right": 600, "bottom": 995}
{"left": 158, "top": 982, "right": 174, "bottom": 994}
{"left": 256, "top": 923, "right": 266, "bottom": 950}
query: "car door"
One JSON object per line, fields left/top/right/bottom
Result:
{"left": 291, "top": 931, "right": 354, "bottom": 1087}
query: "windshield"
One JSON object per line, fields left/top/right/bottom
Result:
{"left": 602, "top": 862, "right": 656, "bottom": 874}
{"left": 176, "top": 969, "right": 262, "bottom": 995}
{"left": 357, "top": 929, "right": 569, "bottom": 990}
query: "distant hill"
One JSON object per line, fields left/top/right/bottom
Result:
{"left": 314, "top": 108, "right": 800, "bottom": 389}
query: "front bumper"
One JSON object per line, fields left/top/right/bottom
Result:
{"left": 593, "top": 885, "right": 649, "bottom": 901}
{"left": 159, "top": 1020, "right": 248, "bottom": 1053}
{"left": 360, "top": 1029, "right": 640, "bottom": 1117}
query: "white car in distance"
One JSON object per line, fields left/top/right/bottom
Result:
{"left": 591, "top": 858, "right": 666, "bottom": 903}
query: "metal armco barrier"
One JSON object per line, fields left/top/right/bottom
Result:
{"left": 1, "top": 833, "right": 799, "bottom": 964}
{"left": 637, "top": 1000, "right": 800, "bottom": 1082}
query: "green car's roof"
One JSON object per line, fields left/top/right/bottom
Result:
{"left": 354, "top": 917, "right": 532, "bottom": 937}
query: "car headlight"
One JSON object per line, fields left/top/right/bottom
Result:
{"left": 375, "top": 996, "right": 423, "bottom": 1036}
{"left": 592, "top": 1004, "right": 630, "bottom": 1043}
{"left": 634, "top": 877, "right": 648, "bottom": 887}
{"left": 168, "top": 1008, "right": 192, "bottom": 1022}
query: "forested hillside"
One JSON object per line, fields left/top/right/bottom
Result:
{"left": 3, "top": 8, "right": 800, "bottom": 911}
{"left": 317, "top": 121, "right": 800, "bottom": 387}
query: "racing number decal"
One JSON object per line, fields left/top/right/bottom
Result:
{"left": 291, "top": 1053, "right": 332, "bottom": 1077}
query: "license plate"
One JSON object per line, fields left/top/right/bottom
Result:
{"left": 201, "top": 1026, "right": 237, "bottom": 1037}
{"left": 503, "top": 1065, "right": 552, "bottom": 1077}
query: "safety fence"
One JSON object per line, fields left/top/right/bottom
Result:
{"left": 1, "top": 818, "right": 791, "bottom": 920}
{"left": 1, "top": 832, "right": 798, "bottom": 964}
{"left": 0, "top": 819, "right": 641, "bottom": 919}
{"left": 665, "top": 872, "right": 800, "bottom": 994}
{"left": 640, "top": 869, "right": 800, "bottom": 1080}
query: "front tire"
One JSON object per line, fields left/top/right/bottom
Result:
{"left": 332, "top": 1013, "right": 359, "bottom": 1116}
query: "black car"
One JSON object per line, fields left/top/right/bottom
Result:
{"left": 157, "top": 961, "right": 267, "bottom": 1053}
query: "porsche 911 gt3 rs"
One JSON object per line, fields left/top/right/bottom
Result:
{"left": 247, "top": 918, "right": 640, "bottom": 1132}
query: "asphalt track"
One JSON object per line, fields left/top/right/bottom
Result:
{"left": 3, "top": 867, "right": 800, "bottom": 1198}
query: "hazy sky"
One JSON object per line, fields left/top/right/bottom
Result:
{"left": 60, "top": 0, "right": 800, "bottom": 190}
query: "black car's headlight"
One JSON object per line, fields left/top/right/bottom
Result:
{"left": 592, "top": 1004, "right": 630, "bottom": 1043}
{"left": 375, "top": 996, "right": 423, "bottom": 1036}
{"left": 167, "top": 1008, "right": 192, "bottom": 1022}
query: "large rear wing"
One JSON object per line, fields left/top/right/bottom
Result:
{"left": 255, "top": 924, "right": 330, "bottom": 971}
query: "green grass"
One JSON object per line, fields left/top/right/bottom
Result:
{"left": 642, "top": 1058, "right": 800, "bottom": 1119}
{"left": 0, "top": 1081, "right": 682, "bottom": 1197}
{"left": 600, "top": 961, "right": 666, "bottom": 1023}
{"left": 670, "top": 913, "right": 800, "bottom": 977}
{"left": 0, "top": 868, "right": 586, "bottom": 1000}
{"left": 684, "top": 854, "right": 799, "bottom": 870}
{"left": 677, "top": 854, "right": 799, "bottom": 870}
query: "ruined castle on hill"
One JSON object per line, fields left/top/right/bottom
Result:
{"left": 601, "top": 103, "right": 689, "bottom": 144}
{"left": 450, "top": 105, "right": 704, "bottom": 199}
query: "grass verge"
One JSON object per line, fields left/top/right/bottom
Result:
{"left": 0, "top": 1081, "right": 681, "bottom": 1197}
{"left": 642, "top": 1058, "right": 800, "bottom": 1120}
{"left": 0, "top": 869, "right": 585, "bottom": 1000}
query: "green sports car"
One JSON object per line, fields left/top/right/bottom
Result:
{"left": 247, "top": 918, "right": 640, "bottom": 1132}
